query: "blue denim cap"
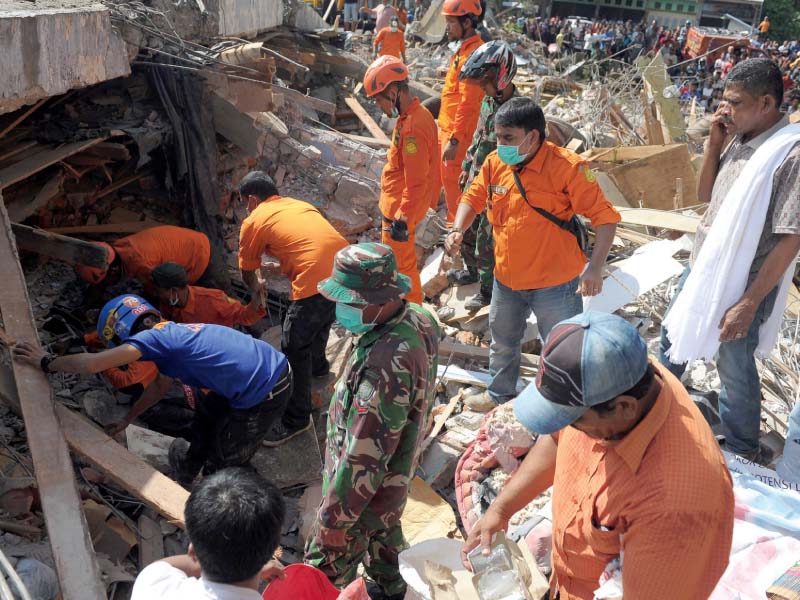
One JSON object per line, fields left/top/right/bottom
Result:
{"left": 514, "top": 311, "right": 648, "bottom": 435}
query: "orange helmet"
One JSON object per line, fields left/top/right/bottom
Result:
{"left": 441, "top": 0, "right": 483, "bottom": 17}
{"left": 363, "top": 56, "right": 408, "bottom": 98}
{"left": 76, "top": 242, "right": 116, "bottom": 284}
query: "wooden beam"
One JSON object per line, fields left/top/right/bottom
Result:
{"left": 344, "top": 97, "right": 389, "bottom": 141}
{"left": 616, "top": 207, "right": 700, "bottom": 233}
{"left": 0, "top": 199, "right": 105, "bottom": 600}
{"left": 56, "top": 406, "right": 188, "bottom": 527}
{"left": 340, "top": 132, "right": 392, "bottom": 149}
{"left": 47, "top": 222, "right": 155, "bottom": 236}
{"left": 137, "top": 511, "right": 165, "bottom": 569}
{"left": 274, "top": 84, "right": 336, "bottom": 116}
{"left": 10, "top": 223, "right": 110, "bottom": 268}
{"left": 0, "top": 98, "right": 47, "bottom": 140}
{"left": 439, "top": 339, "right": 539, "bottom": 370}
{"left": 0, "top": 138, "right": 107, "bottom": 189}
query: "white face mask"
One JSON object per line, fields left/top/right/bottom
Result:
{"left": 390, "top": 24, "right": 398, "bottom": 32}
{"left": 169, "top": 291, "right": 180, "bottom": 307}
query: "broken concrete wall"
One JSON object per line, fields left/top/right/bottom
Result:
{"left": 217, "top": 0, "right": 283, "bottom": 37}
{"left": 0, "top": 2, "right": 131, "bottom": 115}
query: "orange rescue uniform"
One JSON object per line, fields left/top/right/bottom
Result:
{"left": 437, "top": 33, "right": 484, "bottom": 221}
{"left": 379, "top": 97, "right": 438, "bottom": 304}
{"left": 374, "top": 27, "right": 406, "bottom": 59}
{"left": 238, "top": 196, "right": 348, "bottom": 301}
{"left": 159, "top": 285, "right": 265, "bottom": 328}
{"left": 84, "top": 332, "right": 159, "bottom": 391}
{"left": 114, "top": 226, "right": 211, "bottom": 288}
{"left": 461, "top": 142, "right": 621, "bottom": 291}
{"left": 550, "top": 363, "right": 734, "bottom": 599}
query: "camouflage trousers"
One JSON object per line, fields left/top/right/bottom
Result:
{"left": 305, "top": 520, "right": 408, "bottom": 596}
{"left": 461, "top": 211, "right": 494, "bottom": 288}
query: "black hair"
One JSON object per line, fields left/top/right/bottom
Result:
{"left": 494, "top": 96, "right": 547, "bottom": 140}
{"left": 590, "top": 363, "right": 655, "bottom": 415}
{"left": 186, "top": 468, "right": 285, "bottom": 584}
{"left": 239, "top": 171, "right": 279, "bottom": 201}
{"left": 725, "top": 58, "right": 784, "bottom": 107}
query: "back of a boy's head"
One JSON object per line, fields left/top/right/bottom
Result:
{"left": 185, "top": 468, "right": 285, "bottom": 583}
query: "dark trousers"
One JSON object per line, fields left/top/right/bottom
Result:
{"left": 281, "top": 293, "right": 335, "bottom": 428}
{"left": 176, "top": 366, "right": 292, "bottom": 483}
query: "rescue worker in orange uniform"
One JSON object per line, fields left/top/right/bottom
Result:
{"left": 373, "top": 17, "right": 407, "bottom": 62}
{"left": 438, "top": 0, "right": 486, "bottom": 222}
{"left": 150, "top": 262, "right": 265, "bottom": 329}
{"left": 75, "top": 226, "right": 228, "bottom": 294}
{"left": 363, "top": 56, "right": 438, "bottom": 304}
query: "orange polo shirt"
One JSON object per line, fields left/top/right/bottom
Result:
{"left": 438, "top": 34, "right": 484, "bottom": 145}
{"left": 374, "top": 27, "right": 406, "bottom": 58}
{"left": 461, "top": 142, "right": 620, "bottom": 290}
{"left": 84, "top": 332, "right": 159, "bottom": 390}
{"left": 550, "top": 364, "right": 734, "bottom": 599}
{"left": 379, "top": 98, "right": 438, "bottom": 224}
{"left": 238, "top": 196, "right": 348, "bottom": 301}
{"left": 113, "top": 226, "right": 211, "bottom": 286}
{"left": 159, "top": 286, "right": 265, "bottom": 328}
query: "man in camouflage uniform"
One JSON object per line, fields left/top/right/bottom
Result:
{"left": 304, "top": 243, "right": 440, "bottom": 600}
{"left": 447, "top": 41, "right": 520, "bottom": 313}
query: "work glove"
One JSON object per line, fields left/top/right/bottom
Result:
{"left": 389, "top": 218, "right": 409, "bottom": 242}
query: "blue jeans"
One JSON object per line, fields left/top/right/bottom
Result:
{"left": 488, "top": 276, "right": 583, "bottom": 402}
{"left": 659, "top": 267, "right": 778, "bottom": 455}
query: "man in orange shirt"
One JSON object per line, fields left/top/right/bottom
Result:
{"left": 363, "top": 56, "right": 437, "bottom": 303}
{"left": 75, "top": 225, "right": 228, "bottom": 293}
{"left": 150, "top": 262, "right": 265, "bottom": 329}
{"left": 373, "top": 17, "right": 407, "bottom": 62}
{"left": 438, "top": 0, "right": 486, "bottom": 222}
{"left": 446, "top": 97, "right": 619, "bottom": 410}
{"left": 238, "top": 171, "right": 348, "bottom": 445}
{"left": 463, "top": 312, "right": 734, "bottom": 600}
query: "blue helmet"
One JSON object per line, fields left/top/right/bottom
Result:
{"left": 97, "top": 294, "right": 161, "bottom": 348}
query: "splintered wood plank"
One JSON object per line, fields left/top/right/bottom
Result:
{"left": 0, "top": 198, "right": 105, "bottom": 600}
{"left": 10, "top": 223, "right": 110, "bottom": 268}
{"left": 0, "top": 138, "right": 107, "bottom": 189}
{"left": 344, "top": 97, "right": 390, "bottom": 141}
{"left": 56, "top": 406, "right": 188, "bottom": 528}
{"left": 615, "top": 207, "right": 700, "bottom": 233}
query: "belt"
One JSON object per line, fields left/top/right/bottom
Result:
{"left": 266, "top": 363, "right": 292, "bottom": 400}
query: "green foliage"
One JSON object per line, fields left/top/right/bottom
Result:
{"left": 762, "top": 0, "right": 800, "bottom": 41}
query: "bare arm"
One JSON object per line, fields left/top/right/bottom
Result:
{"left": 241, "top": 268, "right": 266, "bottom": 310}
{"left": 697, "top": 106, "right": 730, "bottom": 204}
{"left": 13, "top": 342, "right": 142, "bottom": 374}
{"left": 579, "top": 222, "right": 617, "bottom": 296}
{"left": 444, "top": 202, "right": 478, "bottom": 255}
{"left": 108, "top": 374, "right": 173, "bottom": 435}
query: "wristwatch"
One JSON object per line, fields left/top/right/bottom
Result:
{"left": 40, "top": 354, "right": 55, "bottom": 374}
{"left": 449, "top": 227, "right": 463, "bottom": 234}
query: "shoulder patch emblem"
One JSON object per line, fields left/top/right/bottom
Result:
{"left": 584, "top": 168, "right": 597, "bottom": 184}
{"left": 355, "top": 375, "right": 377, "bottom": 414}
{"left": 404, "top": 138, "right": 418, "bottom": 155}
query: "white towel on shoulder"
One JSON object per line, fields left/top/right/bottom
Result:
{"left": 664, "top": 124, "right": 800, "bottom": 362}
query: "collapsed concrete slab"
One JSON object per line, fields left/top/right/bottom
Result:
{"left": 0, "top": 2, "right": 131, "bottom": 115}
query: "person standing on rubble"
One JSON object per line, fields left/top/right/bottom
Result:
{"left": 363, "top": 56, "right": 437, "bottom": 304}
{"left": 438, "top": 0, "right": 486, "bottom": 223}
{"left": 446, "top": 40, "right": 520, "bottom": 313}
{"left": 463, "top": 312, "right": 734, "bottom": 600}
{"left": 238, "top": 171, "right": 348, "bottom": 446}
{"left": 304, "top": 243, "right": 439, "bottom": 600}
{"left": 373, "top": 16, "right": 407, "bottom": 61}
{"left": 12, "top": 294, "right": 292, "bottom": 488}
{"left": 75, "top": 225, "right": 229, "bottom": 295}
{"left": 659, "top": 59, "right": 800, "bottom": 464}
{"left": 445, "top": 97, "right": 620, "bottom": 411}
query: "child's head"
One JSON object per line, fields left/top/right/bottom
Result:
{"left": 185, "top": 468, "right": 285, "bottom": 584}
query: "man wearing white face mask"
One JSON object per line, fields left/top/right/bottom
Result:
{"left": 445, "top": 97, "right": 620, "bottom": 409}
{"left": 373, "top": 17, "right": 406, "bottom": 61}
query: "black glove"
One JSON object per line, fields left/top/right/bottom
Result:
{"left": 389, "top": 219, "right": 409, "bottom": 242}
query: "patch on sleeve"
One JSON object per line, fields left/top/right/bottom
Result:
{"left": 404, "top": 137, "right": 419, "bottom": 155}
{"left": 583, "top": 166, "right": 597, "bottom": 184}
{"left": 354, "top": 372, "right": 379, "bottom": 414}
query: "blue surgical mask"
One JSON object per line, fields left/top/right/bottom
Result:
{"left": 336, "top": 303, "right": 376, "bottom": 335}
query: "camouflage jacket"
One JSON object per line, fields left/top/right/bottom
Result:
{"left": 315, "top": 302, "right": 439, "bottom": 545}
{"left": 461, "top": 86, "right": 520, "bottom": 188}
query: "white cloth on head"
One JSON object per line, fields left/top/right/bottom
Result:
{"left": 663, "top": 123, "right": 800, "bottom": 362}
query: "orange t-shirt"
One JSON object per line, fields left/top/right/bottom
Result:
{"left": 550, "top": 364, "right": 734, "bottom": 599}
{"left": 159, "top": 286, "right": 265, "bottom": 328}
{"left": 113, "top": 226, "right": 211, "bottom": 286}
{"left": 437, "top": 33, "right": 484, "bottom": 145}
{"left": 84, "top": 332, "right": 159, "bottom": 390}
{"left": 374, "top": 27, "right": 406, "bottom": 58}
{"left": 379, "top": 98, "right": 438, "bottom": 224}
{"left": 461, "top": 142, "right": 620, "bottom": 290}
{"left": 238, "top": 196, "right": 348, "bottom": 300}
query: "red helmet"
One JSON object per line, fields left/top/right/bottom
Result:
{"left": 363, "top": 56, "right": 408, "bottom": 98}
{"left": 75, "top": 242, "right": 116, "bottom": 284}
{"left": 441, "top": 0, "right": 483, "bottom": 17}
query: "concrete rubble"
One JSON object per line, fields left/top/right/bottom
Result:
{"left": 0, "top": 2, "right": 798, "bottom": 599}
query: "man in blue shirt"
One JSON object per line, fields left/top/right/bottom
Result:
{"left": 13, "top": 294, "right": 292, "bottom": 488}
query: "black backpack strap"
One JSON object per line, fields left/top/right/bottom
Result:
{"left": 510, "top": 170, "right": 571, "bottom": 231}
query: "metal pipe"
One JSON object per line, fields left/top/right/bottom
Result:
{"left": 0, "top": 548, "right": 30, "bottom": 600}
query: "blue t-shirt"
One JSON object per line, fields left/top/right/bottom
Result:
{"left": 126, "top": 322, "right": 288, "bottom": 410}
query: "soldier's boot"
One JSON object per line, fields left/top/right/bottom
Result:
{"left": 463, "top": 389, "right": 496, "bottom": 413}
{"left": 465, "top": 284, "right": 493, "bottom": 312}
{"left": 446, "top": 266, "right": 478, "bottom": 286}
